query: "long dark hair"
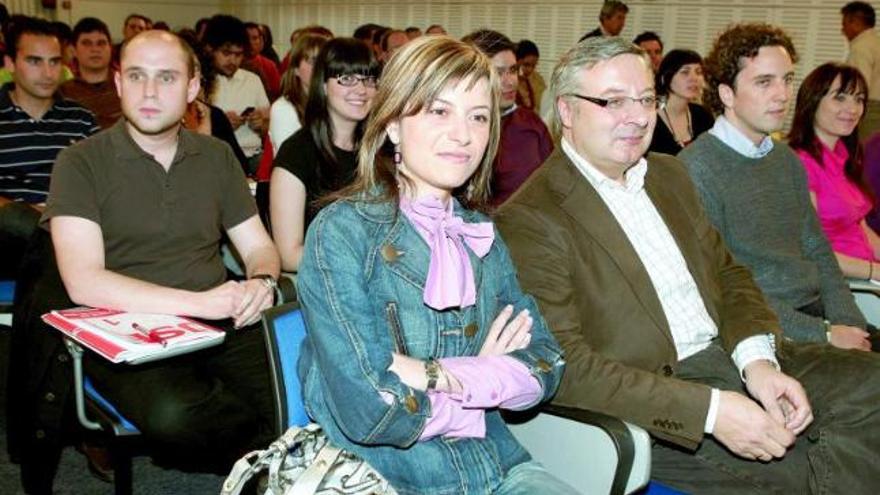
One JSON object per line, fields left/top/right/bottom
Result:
{"left": 789, "top": 62, "right": 870, "bottom": 197}
{"left": 304, "top": 37, "right": 379, "bottom": 187}
{"left": 280, "top": 32, "right": 329, "bottom": 121}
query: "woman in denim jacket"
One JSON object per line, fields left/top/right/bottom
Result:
{"left": 296, "top": 36, "right": 575, "bottom": 494}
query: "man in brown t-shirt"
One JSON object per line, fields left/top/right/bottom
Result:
{"left": 42, "top": 30, "right": 280, "bottom": 475}
{"left": 60, "top": 17, "right": 121, "bottom": 129}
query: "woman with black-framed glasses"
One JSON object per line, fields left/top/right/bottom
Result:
{"left": 270, "top": 37, "right": 379, "bottom": 272}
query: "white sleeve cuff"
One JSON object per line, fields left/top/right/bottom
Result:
{"left": 704, "top": 388, "right": 720, "bottom": 433}
{"left": 730, "top": 334, "right": 779, "bottom": 380}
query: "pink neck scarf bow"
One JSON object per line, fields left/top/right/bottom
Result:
{"left": 400, "top": 196, "right": 495, "bottom": 310}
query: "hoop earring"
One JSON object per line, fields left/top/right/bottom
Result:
{"left": 393, "top": 149, "right": 402, "bottom": 166}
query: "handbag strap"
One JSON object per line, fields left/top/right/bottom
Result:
{"left": 221, "top": 426, "right": 310, "bottom": 495}
{"left": 285, "top": 443, "right": 346, "bottom": 495}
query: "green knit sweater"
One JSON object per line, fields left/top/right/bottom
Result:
{"left": 678, "top": 133, "right": 866, "bottom": 343}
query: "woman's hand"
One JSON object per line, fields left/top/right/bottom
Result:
{"left": 388, "top": 353, "right": 463, "bottom": 394}
{"left": 479, "top": 304, "right": 533, "bottom": 356}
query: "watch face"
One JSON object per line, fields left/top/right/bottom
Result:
{"left": 253, "top": 274, "right": 277, "bottom": 288}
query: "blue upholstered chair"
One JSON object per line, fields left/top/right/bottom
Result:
{"left": 260, "top": 301, "right": 310, "bottom": 434}
{"left": 0, "top": 279, "right": 14, "bottom": 327}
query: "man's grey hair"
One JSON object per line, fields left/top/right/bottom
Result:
{"left": 549, "top": 36, "right": 647, "bottom": 136}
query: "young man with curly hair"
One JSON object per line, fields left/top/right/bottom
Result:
{"left": 680, "top": 23, "right": 874, "bottom": 353}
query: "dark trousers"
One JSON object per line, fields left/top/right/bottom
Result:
{"left": 652, "top": 342, "right": 880, "bottom": 494}
{"left": 83, "top": 319, "right": 275, "bottom": 474}
{"left": 0, "top": 201, "right": 40, "bottom": 279}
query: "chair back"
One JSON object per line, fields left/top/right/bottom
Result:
{"left": 261, "top": 301, "right": 310, "bottom": 435}
{"left": 84, "top": 378, "right": 141, "bottom": 435}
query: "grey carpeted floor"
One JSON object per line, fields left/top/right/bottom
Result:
{"left": 0, "top": 327, "right": 225, "bottom": 494}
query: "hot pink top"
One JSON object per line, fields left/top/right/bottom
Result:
{"left": 797, "top": 141, "right": 875, "bottom": 261}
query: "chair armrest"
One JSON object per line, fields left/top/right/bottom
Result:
{"left": 63, "top": 338, "right": 102, "bottom": 431}
{"left": 276, "top": 273, "right": 297, "bottom": 304}
{"left": 849, "top": 279, "right": 880, "bottom": 327}
{"left": 506, "top": 406, "right": 651, "bottom": 495}
{"left": 848, "top": 278, "right": 880, "bottom": 296}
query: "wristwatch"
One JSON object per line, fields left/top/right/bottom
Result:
{"left": 251, "top": 273, "right": 278, "bottom": 292}
{"left": 425, "top": 358, "right": 441, "bottom": 391}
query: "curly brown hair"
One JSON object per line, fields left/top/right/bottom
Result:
{"left": 703, "top": 23, "right": 798, "bottom": 115}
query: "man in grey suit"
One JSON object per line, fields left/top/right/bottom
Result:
{"left": 496, "top": 36, "right": 880, "bottom": 493}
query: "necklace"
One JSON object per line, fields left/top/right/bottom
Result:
{"left": 662, "top": 105, "right": 693, "bottom": 147}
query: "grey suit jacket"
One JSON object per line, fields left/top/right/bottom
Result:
{"left": 495, "top": 150, "right": 782, "bottom": 449}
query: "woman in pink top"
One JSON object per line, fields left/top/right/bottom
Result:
{"left": 790, "top": 63, "right": 880, "bottom": 280}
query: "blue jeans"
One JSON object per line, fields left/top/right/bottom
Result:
{"left": 495, "top": 461, "right": 581, "bottom": 495}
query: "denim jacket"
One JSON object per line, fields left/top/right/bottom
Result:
{"left": 297, "top": 195, "right": 565, "bottom": 495}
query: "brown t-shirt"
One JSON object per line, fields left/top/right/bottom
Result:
{"left": 42, "top": 120, "right": 257, "bottom": 292}
{"left": 59, "top": 78, "right": 123, "bottom": 130}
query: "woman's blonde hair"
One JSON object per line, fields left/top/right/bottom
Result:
{"left": 339, "top": 35, "right": 501, "bottom": 211}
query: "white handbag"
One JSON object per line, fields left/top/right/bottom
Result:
{"left": 221, "top": 423, "right": 393, "bottom": 495}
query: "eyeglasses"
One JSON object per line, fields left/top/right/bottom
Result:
{"left": 332, "top": 73, "right": 378, "bottom": 89}
{"left": 495, "top": 65, "right": 519, "bottom": 77}
{"left": 567, "top": 93, "right": 658, "bottom": 112}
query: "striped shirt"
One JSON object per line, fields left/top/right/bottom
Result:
{"left": 0, "top": 83, "right": 99, "bottom": 203}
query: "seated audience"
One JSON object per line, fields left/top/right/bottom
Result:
{"left": 51, "top": 21, "right": 75, "bottom": 73}
{"left": 259, "top": 23, "right": 281, "bottom": 67}
{"left": 379, "top": 29, "right": 409, "bottom": 64}
{"left": 789, "top": 63, "right": 880, "bottom": 282}
{"left": 463, "top": 29, "right": 553, "bottom": 205}
{"left": 177, "top": 29, "right": 249, "bottom": 168}
{"left": 1, "top": 17, "right": 98, "bottom": 205}
{"left": 270, "top": 38, "right": 377, "bottom": 272}
{"left": 496, "top": 33, "right": 880, "bottom": 494}
{"left": 353, "top": 22, "right": 381, "bottom": 45}
{"left": 370, "top": 26, "right": 390, "bottom": 60}
{"left": 32, "top": 31, "right": 278, "bottom": 488}
{"left": 296, "top": 35, "right": 575, "bottom": 494}
{"left": 265, "top": 26, "right": 334, "bottom": 198}
{"left": 841, "top": 1, "right": 880, "bottom": 139}
{"left": 244, "top": 21, "right": 281, "bottom": 101}
{"left": 633, "top": 30, "right": 663, "bottom": 72}
{"left": 195, "top": 17, "right": 210, "bottom": 40}
{"left": 0, "top": 16, "right": 97, "bottom": 317}
{"left": 112, "top": 13, "right": 149, "bottom": 64}
{"left": 278, "top": 24, "right": 333, "bottom": 75}
{"left": 60, "top": 17, "right": 122, "bottom": 129}
{"left": 204, "top": 15, "right": 270, "bottom": 175}
{"left": 405, "top": 26, "right": 422, "bottom": 39}
{"left": 681, "top": 39, "right": 873, "bottom": 350}
{"left": 269, "top": 32, "right": 329, "bottom": 155}
{"left": 515, "top": 39, "right": 546, "bottom": 112}
{"left": 425, "top": 24, "right": 447, "bottom": 35}
{"left": 649, "top": 49, "right": 714, "bottom": 155}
